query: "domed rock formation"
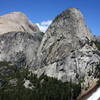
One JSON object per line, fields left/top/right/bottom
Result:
{"left": 35, "top": 8, "right": 100, "bottom": 91}
{"left": 37, "top": 8, "right": 94, "bottom": 66}
{"left": 0, "top": 12, "right": 44, "bottom": 67}
{"left": 0, "top": 12, "right": 40, "bottom": 35}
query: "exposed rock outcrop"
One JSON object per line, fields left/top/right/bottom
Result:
{"left": 0, "top": 12, "right": 40, "bottom": 35}
{"left": 37, "top": 8, "right": 94, "bottom": 66}
{"left": 0, "top": 31, "right": 41, "bottom": 67}
{"left": 0, "top": 12, "right": 43, "bottom": 67}
{"left": 35, "top": 8, "right": 100, "bottom": 91}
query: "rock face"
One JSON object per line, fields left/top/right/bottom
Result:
{"left": 37, "top": 8, "right": 94, "bottom": 66}
{"left": 0, "top": 12, "right": 40, "bottom": 35}
{"left": 35, "top": 8, "right": 100, "bottom": 90}
{"left": 0, "top": 12, "right": 43, "bottom": 67}
{"left": 0, "top": 32, "right": 41, "bottom": 67}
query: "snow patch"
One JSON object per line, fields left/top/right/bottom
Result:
{"left": 87, "top": 87, "right": 100, "bottom": 100}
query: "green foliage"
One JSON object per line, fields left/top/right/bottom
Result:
{"left": 95, "top": 63, "right": 100, "bottom": 79}
{"left": 0, "top": 62, "right": 81, "bottom": 100}
{"left": 0, "top": 62, "right": 17, "bottom": 81}
{"left": 97, "top": 79, "right": 100, "bottom": 88}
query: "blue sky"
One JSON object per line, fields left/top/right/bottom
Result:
{"left": 0, "top": 0, "right": 100, "bottom": 36}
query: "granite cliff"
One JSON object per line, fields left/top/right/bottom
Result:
{"left": 35, "top": 8, "right": 100, "bottom": 91}
{"left": 0, "top": 12, "right": 43, "bottom": 67}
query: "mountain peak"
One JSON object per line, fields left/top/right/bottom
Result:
{"left": 47, "top": 8, "right": 93, "bottom": 42}
{"left": 0, "top": 12, "right": 40, "bottom": 35}
{"left": 36, "top": 8, "right": 100, "bottom": 89}
{"left": 63, "top": 8, "right": 83, "bottom": 19}
{"left": 53, "top": 8, "right": 83, "bottom": 23}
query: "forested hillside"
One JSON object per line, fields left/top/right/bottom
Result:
{"left": 0, "top": 62, "right": 81, "bottom": 100}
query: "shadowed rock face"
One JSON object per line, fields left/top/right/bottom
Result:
{"left": 35, "top": 8, "right": 100, "bottom": 90}
{"left": 0, "top": 31, "right": 41, "bottom": 67}
{"left": 0, "top": 12, "right": 40, "bottom": 35}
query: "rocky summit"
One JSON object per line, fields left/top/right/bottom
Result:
{"left": 0, "top": 12, "right": 40, "bottom": 35}
{"left": 37, "top": 8, "right": 94, "bottom": 66}
{"left": 0, "top": 12, "right": 44, "bottom": 67}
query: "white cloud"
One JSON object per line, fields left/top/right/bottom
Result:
{"left": 36, "top": 20, "right": 52, "bottom": 32}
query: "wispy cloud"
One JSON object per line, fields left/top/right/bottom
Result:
{"left": 36, "top": 20, "right": 52, "bottom": 32}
